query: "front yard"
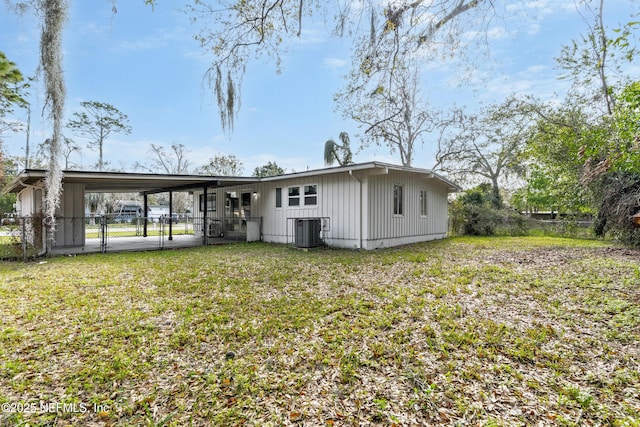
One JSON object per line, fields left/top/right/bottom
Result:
{"left": 0, "top": 237, "right": 638, "bottom": 426}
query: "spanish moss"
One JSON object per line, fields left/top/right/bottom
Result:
{"left": 38, "top": 0, "right": 68, "bottom": 234}
{"left": 214, "top": 64, "right": 241, "bottom": 133}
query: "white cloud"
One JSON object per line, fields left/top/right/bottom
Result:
{"left": 520, "top": 64, "right": 548, "bottom": 75}
{"left": 182, "top": 49, "right": 210, "bottom": 64}
{"left": 507, "top": 0, "right": 577, "bottom": 16}
{"left": 484, "top": 26, "right": 512, "bottom": 40}
{"left": 80, "top": 21, "right": 112, "bottom": 36}
{"left": 186, "top": 145, "right": 219, "bottom": 166}
{"left": 482, "top": 68, "right": 570, "bottom": 102}
{"left": 115, "top": 26, "right": 190, "bottom": 51}
{"left": 323, "top": 57, "right": 348, "bottom": 70}
{"left": 292, "top": 28, "right": 327, "bottom": 46}
{"left": 527, "top": 23, "right": 541, "bottom": 35}
{"left": 463, "top": 25, "right": 517, "bottom": 44}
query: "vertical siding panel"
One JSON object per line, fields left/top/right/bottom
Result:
{"left": 377, "top": 174, "right": 383, "bottom": 240}
{"left": 363, "top": 170, "right": 452, "bottom": 248}
{"left": 367, "top": 177, "right": 372, "bottom": 240}
{"left": 349, "top": 174, "right": 355, "bottom": 241}
{"left": 334, "top": 175, "right": 340, "bottom": 239}
{"left": 324, "top": 176, "right": 331, "bottom": 238}
{"left": 372, "top": 176, "right": 378, "bottom": 240}
{"left": 251, "top": 174, "right": 357, "bottom": 246}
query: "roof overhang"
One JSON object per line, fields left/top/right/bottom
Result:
{"left": 260, "top": 161, "right": 461, "bottom": 192}
{"left": 4, "top": 169, "right": 259, "bottom": 195}
{"left": 4, "top": 163, "right": 460, "bottom": 195}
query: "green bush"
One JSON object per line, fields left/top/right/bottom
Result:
{"left": 451, "top": 185, "right": 531, "bottom": 236}
{"left": 592, "top": 171, "right": 640, "bottom": 247}
{"left": 462, "top": 204, "right": 497, "bottom": 235}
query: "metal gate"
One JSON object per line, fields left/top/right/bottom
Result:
{"left": 96, "top": 215, "right": 197, "bottom": 253}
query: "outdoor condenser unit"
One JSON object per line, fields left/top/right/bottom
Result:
{"left": 295, "top": 218, "right": 321, "bottom": 248}
{"left": 207, "top": 220, "right": 222, "bottom": 238}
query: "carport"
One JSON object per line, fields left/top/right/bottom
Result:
{"left": 6, "top": 169, "right": 259, "bottom": 254}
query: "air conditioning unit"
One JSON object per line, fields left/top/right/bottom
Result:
{"left": 208, "top": 220, "right": 223, "bottom": 237}
{"left": 295, "top": 218, "right": 321, "bottom": 248}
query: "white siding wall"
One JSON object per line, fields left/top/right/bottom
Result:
{"left": 258, "top": 173, "right": 362, "bottom": 248}
{"left": 16, "top": 187, "right": 43, "bottom": 217}
{"left": 16, "top": 183, "right": 86, "bottom": 248}
{"left": 16, "top": 188, "right": 32, "bottom": 216}
{"left": 365, "top": 171, "right": 449, "bottom": 249}
{"left": 54, "top": 183, "right": 86, "bottom": 247}
{"left": 190, "top": 169, "right": 451, "bottom": 249}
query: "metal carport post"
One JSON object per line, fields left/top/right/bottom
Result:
{"left": 168, "top": 191, "right": 173, "bottom": 241}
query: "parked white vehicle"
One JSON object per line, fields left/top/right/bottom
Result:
{"left": 147, "top": 206, "right": 169, "bottom": 222}
{"left": 114, "top": 204, "right": 143, "bottom": 223}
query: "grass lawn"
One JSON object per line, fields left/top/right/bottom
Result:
{"left": 0, "top": 236, "right": 638, "bottom": 426}
{"left": 0, "top": 235, "right": 40, "bottom": 260}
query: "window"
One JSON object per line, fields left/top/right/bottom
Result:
{"left": 288, "top": 186, "right": 300, "bottom": 206}
{"left": 287, "top": 185, "right": 318, "bottom": 207}
{"left": 393, "top": 184, "right": 403, "bottom": 215}
{"left": 275, "top": 187, "right": 282, "bottom": 208}
{"left": 420, "top": 189, "right": 428, "bottom": 216}
{"left": 199, "top": 192, "right": 216, "bottom": 212}
{"left": 304, "top": 184, "right": 318, "bottom": 205}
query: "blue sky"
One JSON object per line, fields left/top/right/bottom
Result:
{"left": 1, "top": 1, "right": 637, "bottom": 174}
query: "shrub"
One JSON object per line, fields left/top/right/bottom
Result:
{"left": 451, "top": 184, "right": 530, "bottom": 236}
{"left": 593, "top": 171, "right": 640, "bottom": 247}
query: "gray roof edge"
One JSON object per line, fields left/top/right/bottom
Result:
{"left": 259, "top": 161, "right": 461, "bottom": 191}
{"left": 11, "top": 168, "right": 260, "bottom": 181}
{"left": 3, "top": 169, "right": 260, "bottom": 194}
{"left": 5, "top": 164, "right": 460, "bottom": 194}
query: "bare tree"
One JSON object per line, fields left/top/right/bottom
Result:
{"left": 137, "top": 143, "right": 192, "bottom": 174}
{"left": 337, "top": 62, "right": 448, "bottom": 166}
{"left": 38, "top": 136, "right": 79, "bottom": 169}
{"left": 2, "top": 0, "right": 494, "bottom": 223}
{"left": 434, "top": 97, "right": 532, "bottom": 207}
{"left": 186, "top": 0, "right": 495, "bottom": 131}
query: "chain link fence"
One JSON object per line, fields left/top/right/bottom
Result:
{"left": 84, "top": 213, "right": 200, "bottom": 254}
{"left": 1, "top": 214, "right": 262, "bottom": 260}
{"left": 0, "top": 215, "right": 46, "bottom": 261}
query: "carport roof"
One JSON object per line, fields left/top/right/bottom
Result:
{"left": 5, "top": 169, "right": 259, "bottom": 194}
{"left": 5, "top": 162, "right": 460, "bottom": 195}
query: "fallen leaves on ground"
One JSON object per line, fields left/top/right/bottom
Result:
{"left": 0, "top": 236, "right": 638, "bottom": 426}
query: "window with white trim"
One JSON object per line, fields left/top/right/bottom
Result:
{"left": 287, "top": 185, "right": 318, "bottom": 207}
{"left": 288, "top": 186, "right": 300, "bottom": 206}
{"left": 420, "top": 189, "right": 428, "bottom": 216}
{"left": 275, "top": 187, "right": 282, "bottom": 208}
{"left": 393, "top": 184, "right": 403, "bottom": 215}
{"left": 304, "top": 184, "right": 318, "bottom": 205}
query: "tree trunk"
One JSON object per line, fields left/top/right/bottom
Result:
{"left": 491, "top": 177, "right": 502, "bottom": 209}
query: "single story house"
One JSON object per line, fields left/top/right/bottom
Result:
{"left": 6, "top": 162, "right": 459, "bottom": 252}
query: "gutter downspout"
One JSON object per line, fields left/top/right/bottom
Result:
{"left": 349, "top": 170, "right": 363, "bottom": 250}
